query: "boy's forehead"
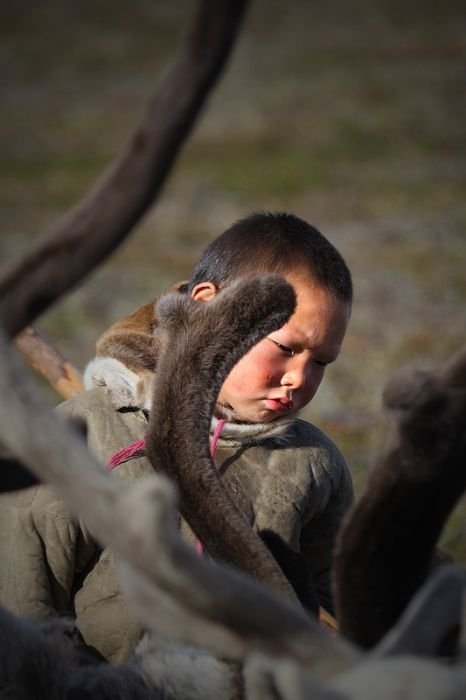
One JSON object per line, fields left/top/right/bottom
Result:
{"left": 281, "top": 276, "right": 350, "bottom": 342}
{"left": 285, "top": 272, "right": 328, "bottom": 301}
{"left": 287, "top": 273, "right": 350, "bottom": 308}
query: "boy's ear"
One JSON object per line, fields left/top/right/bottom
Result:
{"left": 190, "top": 281, "right": 218, "bottom": 302}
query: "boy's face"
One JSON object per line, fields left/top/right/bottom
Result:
{"left": 193, "top": 274, "right": 350, "bottom": 424}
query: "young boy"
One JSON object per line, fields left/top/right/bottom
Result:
{"left": 0, "top": 211, "right": 353, "bottom": 663}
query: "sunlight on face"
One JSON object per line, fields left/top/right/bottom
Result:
{"left": 217, "top": 273, "right": 350, "bottom": 423}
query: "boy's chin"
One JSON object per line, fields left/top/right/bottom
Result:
{"left": 216, "top": 402, "right": 262, "bottom": 425}
{"left": 232, "top": 408, "right": 289, "bottom": 425}
{"left": 216, "top": 400, "right": 296, "bottom": 425}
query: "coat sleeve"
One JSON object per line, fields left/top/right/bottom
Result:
{"left": 0, "top": 389, "right": 113, "bottom": 621}
{"left": 56, "top": 388, "right": 152, "bottom": 662}
{"left": 0, "top": 482, "right": 96, "bottom": 620}
{"left": 300, "top": 449, "right": 354, "bottom": 615}
{"left": 0, "top": 388, "right": 149, "bottom": 662}
{"left": 31, "top": 486, "right": 97, "bottom": 614}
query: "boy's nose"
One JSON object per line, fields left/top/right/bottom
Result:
{"left": 280, "top": 365, "right": 307, "bottom": 391}
{"left": 280, "top": 360, "right": 322, "bottom": 396}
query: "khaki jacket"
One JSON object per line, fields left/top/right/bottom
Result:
{"left": 0, "top": 387, "right": 353, "bottom": 662}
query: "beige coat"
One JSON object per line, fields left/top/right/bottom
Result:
{"left": 0, "top": 387, "right": 353, "bottom": 663}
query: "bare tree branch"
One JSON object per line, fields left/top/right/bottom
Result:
{"left": 0, "top": 0, "right": 250, "bottom": 338}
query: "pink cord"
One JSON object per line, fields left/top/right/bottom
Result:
{"left": 106, "top": 419, "right": 225, "bottom": 471}
{"left": 106, "top": 438, "right": 146, "bottom": 470}
{"left": 210, "top": 418, "right": 225, "bottom": 457}
{"left": 106, "top": 418, "right": 226, "bottom": 558}
{"left": 196, "top": 419, "right": 225, "bottom": 556}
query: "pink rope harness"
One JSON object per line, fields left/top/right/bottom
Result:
{"left": 106, "top": 419, "right": 226, "bottom": 556}
{"left": 107, "top": 438, "right": 146, "bottom": 469}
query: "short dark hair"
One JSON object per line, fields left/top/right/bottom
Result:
{"left": 188, "top": 211, "right": 353, "bottom": 303}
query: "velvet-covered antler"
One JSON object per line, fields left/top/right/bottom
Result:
{"left": 1, "top": 0, "right": 250, "bottom": 339}
{"left": 334, "top": 346, "right": 466, "bottom": 648}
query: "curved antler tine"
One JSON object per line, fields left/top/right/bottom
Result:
{"left": 146, "top": 276, "right": 299, "bottom": 603}
{"left": 372, "top": 564, "right": 466, "bottom": 659}
{"left": 0, "top": 1, "right": 250, "bottom": 338}
{"left": 334, "top": 347, "right": 466, "bottom": 649}
{"left": 441, "top": 344, "right": 466, "bottom": 389}
{"left": 116, "top": 481, "right": 357, "bottom": 678}
{"left": 244, "top": 654, "right": 341, "bottom": 700}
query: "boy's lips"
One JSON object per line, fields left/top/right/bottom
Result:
{"left": 264, "top": 396, "right": 294, "bottom": 412}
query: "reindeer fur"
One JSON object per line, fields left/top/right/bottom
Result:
{"left": 333, "top": 351, "right": 466, "bottom": 648}
{"left": 0, "top": 607, "right": 163, "bottom": 700}
{"left": 145, "top": 274, "right": 301, "bottom": 603}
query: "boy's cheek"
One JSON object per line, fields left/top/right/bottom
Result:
{"left": 223, "top": 371, "right": 259, "bottom": 399}
{"left": 236, "top": 365, "right": 275, "bottom": 392}
{"left": 302, "top": 374, "right": 325, "bottom": 406}
{"left": 218, "top": 372, "right": 247, "bottom": 402}
{"left": 224, "top": 349, "right": 278, "bottom": 394}
{"left": 226, "top": 374, "right": 251, "bottom": 395}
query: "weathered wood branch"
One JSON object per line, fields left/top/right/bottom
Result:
{"left": 333, "top": 345, "right": 466, "bottom": 648}
{"left": 14, "top": 326, "right": 84, "bottom": 400}
{"left": 0, "top": 0, "right": 250, "bottom": 338}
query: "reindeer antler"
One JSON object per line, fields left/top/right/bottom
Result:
{"left": 146, "top": 275, "right": 299, "bottom": 602}
{"left": 0, "top": 313, "right": 356, "bottom": 680}
{"left": 333, "top": 345, "right": 466, "bottom": 648}
{"left": 0, "top": 0, "right": 250, "bottom": 339}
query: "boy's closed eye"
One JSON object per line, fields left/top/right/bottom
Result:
{"left": 313, "top": 359, "right": 329, "bottom": 367}
{"left": 267, "top": 337, "right": 295, "bottom": 357}
{"left": 267, "top": 337, "right": 332, "bottom": 368}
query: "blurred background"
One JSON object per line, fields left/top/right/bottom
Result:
{"left": 1, "top": 0, "right": 465, "bottom": 561}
